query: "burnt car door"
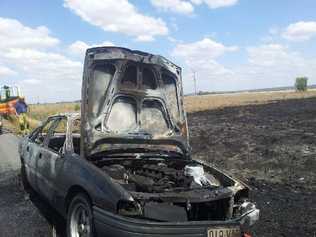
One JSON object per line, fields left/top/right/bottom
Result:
{"left": 24, "top": 118, "right": 56, "bottom": 191}
{"left": 36, "top": 116, "right": 68, "bottom": 202}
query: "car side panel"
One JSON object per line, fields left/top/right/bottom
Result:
{"left": 51, "top": 153, "right": 133, "bottom": 217}
{"left": 21, "top": 138, "right": 41, "bottom": 192}
{"left": 36, "top": 148, "right": 62, "bottom": 202}
{"left": 20, "top": 115, "right": 133, "bottom": 220}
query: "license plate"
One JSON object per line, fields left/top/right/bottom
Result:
{"left": 207, "top": 227, "right": 241, "bottom": 237}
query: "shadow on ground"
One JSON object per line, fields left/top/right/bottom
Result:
{"left": 0, "top": 171, "right": 66, "bottom": 237}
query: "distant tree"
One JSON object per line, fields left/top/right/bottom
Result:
{"left": 295, "top": 77, "right": 308, "bottom": 91}
{"left": 74, "top": 104, "right": 80, "bottom": 111}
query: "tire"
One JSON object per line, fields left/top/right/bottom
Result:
{"left": 20, "top": 162, "right": 31, "bottom": 191}
{"left": 67, "top": 193, "right": 95, "bottom": 237}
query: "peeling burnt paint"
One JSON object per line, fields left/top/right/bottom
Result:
{"left": 79, "top": 47, "right": 259, "bottom": 224}
{"left": 80, "top": 47, "right": 189, "bottom": 159}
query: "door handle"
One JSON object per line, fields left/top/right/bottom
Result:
{"left": 39, "top": 153, "right": 42, "bottom": 159}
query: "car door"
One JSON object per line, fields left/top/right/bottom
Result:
{"left": 36, "top": 116, "right": 68, "bottom": 203}
{"left": 24, "top": 119, "right": 56, "bottom": 191}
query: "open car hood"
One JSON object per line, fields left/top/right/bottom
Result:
{"left": 81, "top": 47, "right": 190, "bottom": 159}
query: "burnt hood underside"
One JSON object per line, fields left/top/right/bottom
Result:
{"left": 79, "top": 47, "right": 260, "bottom": 227}
{"left": 81, "top": 47, "right": 189, "bottom": 159}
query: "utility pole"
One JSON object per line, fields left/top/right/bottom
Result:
{"left": 193, "top": 70, "right": 197, "bottom": 96}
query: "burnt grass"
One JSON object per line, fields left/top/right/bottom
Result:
{"left": 188, "top": 97, "right": 316, "bottom": 237}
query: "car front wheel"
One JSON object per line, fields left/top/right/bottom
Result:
{"left": 67, "top": 193, "right": 94, "bottom": 237}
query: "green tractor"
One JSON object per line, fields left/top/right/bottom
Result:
{"left": 0, "top": 85, "right": 23, "bottom": 115}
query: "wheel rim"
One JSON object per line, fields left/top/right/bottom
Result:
{"left": 70, "top": 203, "right": 91, "bottom": 237}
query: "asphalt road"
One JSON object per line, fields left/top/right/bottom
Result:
{"left": 0, "top": 134, "right": 20, "bottom": 177}
{"left": 0, "top": 134, "right": 55, "bottom": 237}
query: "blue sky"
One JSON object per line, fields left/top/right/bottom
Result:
{"left": 0, "top": 0, "right": 316, "bottom": 103}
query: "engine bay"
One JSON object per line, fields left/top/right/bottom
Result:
{"left": 93, "top": 158, "right": 259, "bottom": 223}
{"left": 99, "top": 158, "right": 221, "bottom": 193}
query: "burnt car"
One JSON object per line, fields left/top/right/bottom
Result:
{"left": 0, "top": 115, "right": 3, "bottom": 134}
{"left": 19, "top": 47, "right": 259, "bottom": 237}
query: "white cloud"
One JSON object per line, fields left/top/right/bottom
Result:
{"left": 190, "top": 0, "right": 202, "bottom": 4}
{"left": 2, "top": 48, "right": 82, "bottom": 81}
{"left": 150, "top": 0, "right": 238, "bottom": 15}
{"left": 150, "top": 0, "right": 194, "bottom": 14}
{"left": 22, "top": 79, "right": 41, "bottom": 85}
{"left": 0, "top": 65, "right": 16, "bottom": 78}
{"left": 0, "top": 17, "right": 59, "bottom": 49}
{"left": 247, "top": 44, "right": 299, "bottom": 67}
{"left": 172, "top": 38, "right": 238, "bottom": 68}
{"left": 68, "top": 40, "right": 115, "bottom": 57}
{"left": 64, "top": 0, "right": 168, "bottom": 41}
{"left": 68, "top": 41, "right": 89, "bottom": 57}
{"left": 172, "top": 38, "right": 238, "bottom": 92}
{"left": 190, "top": 0, "right": 238, "bottom": 9}
{"left": 235, "top": 43, "right": 316, "bottom": 89}
{"left": 172, "top": 38, "right": 316, "bottom": 93}
{"left": 246, "top": 43, "right": 316, "bottom": 74}
{"left": 2, "top": 48, "right": 83, "bottom": 102}
{"left": 167, "top": 36, "right": 181, "bottom": 43}
{"left": 0, "top": 17, "right": 83, "bottom": 103}
{"left": 282, "top": 21, "right": 316, "bottom": 42}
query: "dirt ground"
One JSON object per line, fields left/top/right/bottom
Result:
{"left": 1, "top": 97, "right": 316, "bottom": 236}
{"left": 189, "top": 97, "right": 316, "bottom": 237}
{"left": 0, "top": 171, "right": 55, "bottom": 237}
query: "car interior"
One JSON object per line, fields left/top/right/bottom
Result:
{"left": 47, "top": 134, "right": 66, "bottom": 153}
{"left": 72, "top": 134, "right": 80, "bottom": 155}
{"left": 32, "top": 117, "right": 81, "bottom": 155}
{"left": 47, "top": 134, "right": 81, "bottom": 155}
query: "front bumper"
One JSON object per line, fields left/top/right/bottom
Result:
{"left": 93, "top": 206, "right": 257, "bottom": 237}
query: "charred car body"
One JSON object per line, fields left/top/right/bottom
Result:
{"left": 0, "top": 115, "right": 3, "bottom": 134}
{"left": 19, "top": 47, "right": 259, "bottom": 237}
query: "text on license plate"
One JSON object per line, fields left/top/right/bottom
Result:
{"left": 207, "top": 227, "right": 241, "bottom": 237}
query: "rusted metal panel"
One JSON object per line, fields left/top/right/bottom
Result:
{"left": 81, "top": 47, "right": 189, "bottom": 159}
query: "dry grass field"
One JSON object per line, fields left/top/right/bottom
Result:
{"left": 28, "top": 102, "right": 80, "bottom": 125}
{"left": 184, "top": 89, "right": 316, "bottom": 112}
{"left": 2, "top": 89, "right": 313, "bottom": 132}
{"left": 25, "top": 89, "right": 316, "bottom": 124}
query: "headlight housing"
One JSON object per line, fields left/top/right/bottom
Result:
{"left": 117, "top": 200, "right": 143, "bottom": 217}
{"left": 237, "top": 201, "right": 260, "bottom": 227}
